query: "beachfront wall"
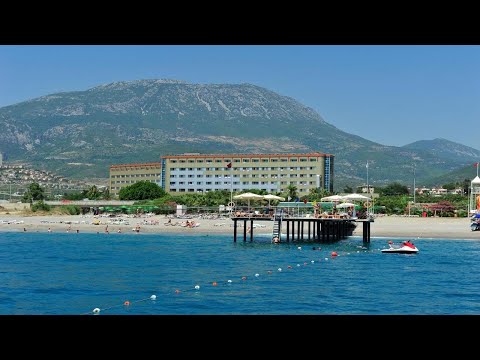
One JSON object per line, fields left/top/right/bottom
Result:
{"left": 159, "top": 152, "right": 334, "bottom": 195}
{"left": 109, "top": 163, "right": 162, "bottom": 197}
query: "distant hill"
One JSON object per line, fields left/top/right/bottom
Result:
{"left": 423, "top": 162, "right": 480, "bottom": 187}
{"left": 402, "top": 138, "right": 480, "bottom": 164}
{"left": 0, "top": 79, "right": 477, "bottom": 190}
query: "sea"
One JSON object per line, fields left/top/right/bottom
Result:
{"left": 1, "top": 231, "right": 479, "bottom": 315}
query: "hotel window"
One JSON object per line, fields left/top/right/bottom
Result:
{"left": 224, "top": 159, "right": 231, "bottom": 163}
{"left": 179, "top": 175, "right": 185, "bottom": 178}
{"left": 206, "top": 159, "right": 213, "bottom": 163}
{"left": 171, "top": 168, "right": 176, "bottom": 171}
{"left": 197, "top": 181, "right": 202, "bottom": 185}
{"left": 179, "top": 182, "right": 185, "bottom": 185}
{"left": 261, "top": 159, "right": 269, "bottom": 162}
{"left": 179, "top": 160, "right": 186, "bottom": 163}
{"left": 170, "top": 175, "right": 176, "bottom": 178}
{"left": 291, "top": 158, "right": 298, "bottom": 162}
{"left": 252, "top": 159, "right": 259, "bottom": 163}
{"left": 188, "top": 175, "right": 194, "bottom": 178}
{"left": 188, "top": 168, "right": 193, "bottom": 171}
{"left": 309, "top": 158, "right": 317, "bottom": 162}
{"left": 243, "top": 159, "right": 250, "bottom": 163}
{"left": 197, "top": 175, "right": 202, "bottom": 178}
{"left": 215, "top": 181, "right": 221, "bottom": 185}
{"left": 281, "top": 158, "right": 288, "bottom": 162}
{"left": 300, "top": 158, "right": 308, "bottom": 162}
{"left": 188, "top": 181, "right": 194, "bottom": 185}
{"left": 215, "top": 159, "right": 223, "bottom": 163}
{"left": 252, "top": 181, "right": 259, "bottom": 185}
{"left": 197, "top": 159, "right": 204, "bottom": 163}
{"left": 206, "top": 181, "right": 212, "bottom": 185}
{"left": 170, "top": 182, "right": 176, "bottom": 185}
{"left": 179, "top": 168, "right": 186, "bottom": 171}
{"left": 188, "top": 160, "right": 195, "bottom": 163}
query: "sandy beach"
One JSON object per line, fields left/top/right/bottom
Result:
{"left": 0, "top": 212, "right": 478, "bottom": 239}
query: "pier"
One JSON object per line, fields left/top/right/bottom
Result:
{"left": 232, "top": 216, "right": 372, "bottom": 244}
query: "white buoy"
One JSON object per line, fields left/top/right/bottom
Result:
{"left": 297, "top": 264, "right": 300, "bottom": 267}
{"left": 227, "top": 280, "right": 232, "bottom": 283}
{"left": 325, "top": 258, "right": 329, "bottom": 261}
{"left": 150, "top": 295, "right": 157, "bottom": 300}
{"left": 311, "top": 260, "right": 314, "bottom": 263}
{"left": 278, "top": 268, "right": 282, "bottom": 272}
{"left": 195, "top": 285, "right": 200, "bottom": 290}
{"left": 93, "top": 308, "right": 101, "bottom": 314}
{"left": 255, "top": 273, "right": 259, "bottom": 277}
{"left": 297, "top": 246, "right": 302, "bottom": 250}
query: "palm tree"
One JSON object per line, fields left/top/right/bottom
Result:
{"left": 287, "top": 184, "right": 298, "bottom": 201}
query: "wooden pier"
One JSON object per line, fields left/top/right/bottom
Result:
{"left": 232, "top": 217, "right": 372, "bottom": 244}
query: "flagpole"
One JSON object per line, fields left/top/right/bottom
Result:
{"left": 230, "top": 167, "right": 233, "bottom": 205}
{"left": 366, "top": 160, "right": 369, "bottom": 216}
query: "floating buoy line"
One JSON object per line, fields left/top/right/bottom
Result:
{"left": 83, "top": 248, "right": 371, "bottom": 315}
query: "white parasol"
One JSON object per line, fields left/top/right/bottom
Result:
{"left": 233, "top": 192, "right": 265, "bottom": 212}
{"left": 263, "top": 194, "right": 285, "bottom": 207}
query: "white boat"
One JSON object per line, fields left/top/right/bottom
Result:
{"left": 381, "top": 240, "right": 419, "bottom": 254}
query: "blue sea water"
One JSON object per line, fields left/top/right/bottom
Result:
{"left": 0, "top": 231, "right": 479, "bottom": 315}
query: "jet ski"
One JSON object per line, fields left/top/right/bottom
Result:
{"left": 381, "top": 240, "right": 419, "bottom": 254}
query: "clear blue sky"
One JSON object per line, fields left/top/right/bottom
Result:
{"left": 1, "top": 45, "right": 479, "bottom": 149}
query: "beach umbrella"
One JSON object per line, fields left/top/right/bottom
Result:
{"left": 336, "top": 202, "right": 356, "bottom": 209}
{"left": 321, "top": 195, "right": 345, "bottom": 202}
{"left": 263, "top": 194, "right": 285, "bottom": 207}
{"left": 343, "top": 193, "right": 371, "bottom": 201}
{"left": 233, "top": 192, "right": 264, "bottom": 212}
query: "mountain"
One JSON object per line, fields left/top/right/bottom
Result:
{"left": 423, "top": 163, "right": 479, "bottom": 187}
{"left": 0, "top": 79, "right": 477, "bottom": 190}
{"left": 402, "top": 138, "right": 480, "bottom": 164}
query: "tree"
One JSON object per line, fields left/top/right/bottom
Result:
{"left": 23, "top": 182, "right": 45, "bottom": 203}
{"left": 286, "top": 185, "right": 298, "bottom": 201}
{"left": 442, "top": 183, "right": 456, "bottom": 191}
{"left": 86, "top": 185, "right": 101, "bottom": 200}
{"left": 118, "top": 181, "right": 166, "bottom": 200}
{"left": 343, "top": 185, "right": 353, "bottom": 193}
{"left": 380, "top": 182, "right": 409, "bottom": 196}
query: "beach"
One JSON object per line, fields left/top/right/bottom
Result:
{"left": 0, "top": 212, "right": 478, "bottom": 239}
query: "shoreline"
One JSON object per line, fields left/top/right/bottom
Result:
{"left": 0, "top": 213, "right": 478, "bottom": 240}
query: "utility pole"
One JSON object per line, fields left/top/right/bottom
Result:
{"left": 366, "top": 160, "right": 369, "bottom": 215}
{"left": 413, "top": 162, "right": 416, "bottom": 204}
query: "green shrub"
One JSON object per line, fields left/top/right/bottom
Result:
{"left": 31, "top": 200, "right": 51, "bottom": 212}
{"left": 63, "top": 205, "right": 81, "bottom": 215}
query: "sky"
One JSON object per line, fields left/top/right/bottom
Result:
{"left": 0, "top": 45, "right": 479, "bottom": 149}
